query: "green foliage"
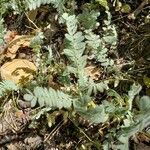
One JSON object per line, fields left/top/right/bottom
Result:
{"left": 128, "top": 83, "right": 142, "bottom": 110}
{"left": 0, "top": 0, "right": 65, "bottom": 14}
{"left": 25, "top": 0, "right": 65, "bottom": 13}
{"left": 0, "top": 80, "right": 19, "bottom": 98}
{"left": 46, "top": 46, "right": 54, "bottom": 63}
{"left": 62, "top": 13, "right": 86, "bottom": 75}
{"left": 116, "top": 108, "right": 150, "bottom": 149}
{"left": 10, "top": 0, "right": 26, "bottom": 13}
{"left": 62, "top": 13, "right": 110, "bottom": 101}
{"left": 78, "top": 77, "right": 109, "bottom": 96}
{"left": 82, "top": 10, "right": 117, "bottom": 67}
{"left": 143, "top": 75, "right": 150, "bottom": 88}
{"left": 61, "top": 13, "right": 116, "bottom": 125}
{"left": 78, "top": 9, "right": 100, "bottom": 30}
{"left": 76, "top": 104, "right": 109, "bottom": 123}
{"left": 73, "top": 92, "right": 109, "bottom": 124}
{"left": 121, "top": 4, "right": 131, "bottom": 13}
{"left": 96, "top": 0, "right": 108, "bottom": 10}
{"left": 0, "top": 0, "right": 149, "bottom": 149}
{"left": 85, "top": 29, "right": 114, "bottom": 66}
{"left": 30, "top": 31, "right": 44, "bottom": 51}
{"left": 0, "top": 0, "right": 9, "bottom": 16}
{"left": 32, "top": 107, "right": 52, "bottom": 120}
{"left": 0, "top": 18, "right": 6, "bottom": 45}
{"left": 90, "top": 83, "right": 143, "bottom": 149}
{"left": 105, "top": 84, "right": 143, "bottom": 149}
{"left": 24, "top": 86, "right": 74, "bottom": 108}
{"left": 103, "top": 11, "right": 117, "bottom": 45}
{"left": 25, "top": 0, "right": 51, "bottom": 10}
{"left": 136, "top": 96, "right": 150, "bottom": 111}
{"left": 62, "top": 12, "right": 116, "bottom": 100}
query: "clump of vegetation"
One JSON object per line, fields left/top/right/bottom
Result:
{"left": 0, "top": 0, "right": 150, "bottom": 149}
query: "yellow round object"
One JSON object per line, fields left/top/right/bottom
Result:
{"left": 0, "top": 59, "right": 37, "bottom": 84}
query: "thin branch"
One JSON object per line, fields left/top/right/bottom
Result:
{"left": 25, "top": 12, "right": 39, "bottom": 29}
{"left": 128, "top": 0, "right": 150, "bottom": 19}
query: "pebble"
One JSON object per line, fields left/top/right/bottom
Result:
{"left": 18, "top": 53, "right": 26, "bottom": 58}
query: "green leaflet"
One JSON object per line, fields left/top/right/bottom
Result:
{"left": 32, "top": 107, "right": 52, "bottom": 120}
{"left": 9, "top": 0, "right": 25, "bottom": 13}
{"left": 0, "top": 18, "right": 6, "bottom": 45}
{"left": 62, "top": 13, "right": 86, "bottom": 73}
{"left": 25, "top": 0, "right": 51, "bottom": 10}
{"left": 62, "top": 11, "right": 117, "bottom": 73}
{"left": 25, "top": 0, "right": 65, "bottom": 13}
{"left": 77, "top": 72, "right": 109, "bottom": 96}
{"left": 121, "top": 4, "right": 131, "bottom": 13}
{"left": 0, "top": 0, "right": 9, "bottom": 16}
{"left": 84, "top": 11, "right": 117, "bottom": 67}
{"left": 75, "top": 103, "right": 109, "bottom": 124}
{"left": 96, "top": 0, "right": 108, "bottom": 10}
{"left": 143, "top": 75, "right": 150, "bottom": 88}
{"left": 78, "top": 9, "right": 100, "bottom": 29}
{"left": 116, "top": 136, "right": 129, "bottom": 150}
{"left": 24, "top": 86, "right": 74, "bottom": 108}
{"left": 116, "top": 110, "right": 150, "bottom": 149}
{"left": 85, "top": 29, "right": 114, "bottom": 66}
{"left": 0, "top": 80, "right": 19, "bottom": 98}
{"left": 136, "top": 96, "right": 150, "bottom": 111}
{"left": 87, "top": 79, "right": 109, "bottom": 95}
{"left": 128, "top": 83, "right": 142, "bottom": 110}
{"left": 0, "top": 0, "right": 65, "bottom": 14}
{"left": 30, "top": 31, "right": 44, "bottom": 51}
{"left": 85, "top": 30, "right": 101, "bottom": 49}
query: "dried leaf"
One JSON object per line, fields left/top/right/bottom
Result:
{"left": 4, "top": 30, "right": 17, "bottom": 43}
{"left": 137, "top": 133, "right": 150, "bottom": 143}
{"left": 48, "top": 78, "right": 60, "bottom": 90}
{"left": 0, "top": 100, "right": 30, "bottom": 134}
{"left": 84, "top": 65, "right": 102, "bottom": 80}
{"left": 5, "top": 35, "right": 33, "bottom": 59}
{"left": 0, "top": 59, "right": 37, "bottom": 84}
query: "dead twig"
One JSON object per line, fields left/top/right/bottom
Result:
{"left": 25, "top": 12, "right": 39, "bottom": 30}
{"left": 128, "top": 0, "right": 150, "bottom": 20}
{"left": 44, "top": 120, "right": 64, "bottom": 142}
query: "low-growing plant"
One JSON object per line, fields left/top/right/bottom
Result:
{"left": 0, "top": 0, "right": 149, "bottom": 149}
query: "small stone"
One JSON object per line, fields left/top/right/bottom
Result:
{"left": 18, "top": 53, "right": 26, "bottom": 58}
{"left": 24, "top": 135, "right": 43, "bottom": 149}
{"left": 17, "top": 99, "right": 31, "bottom": 109}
